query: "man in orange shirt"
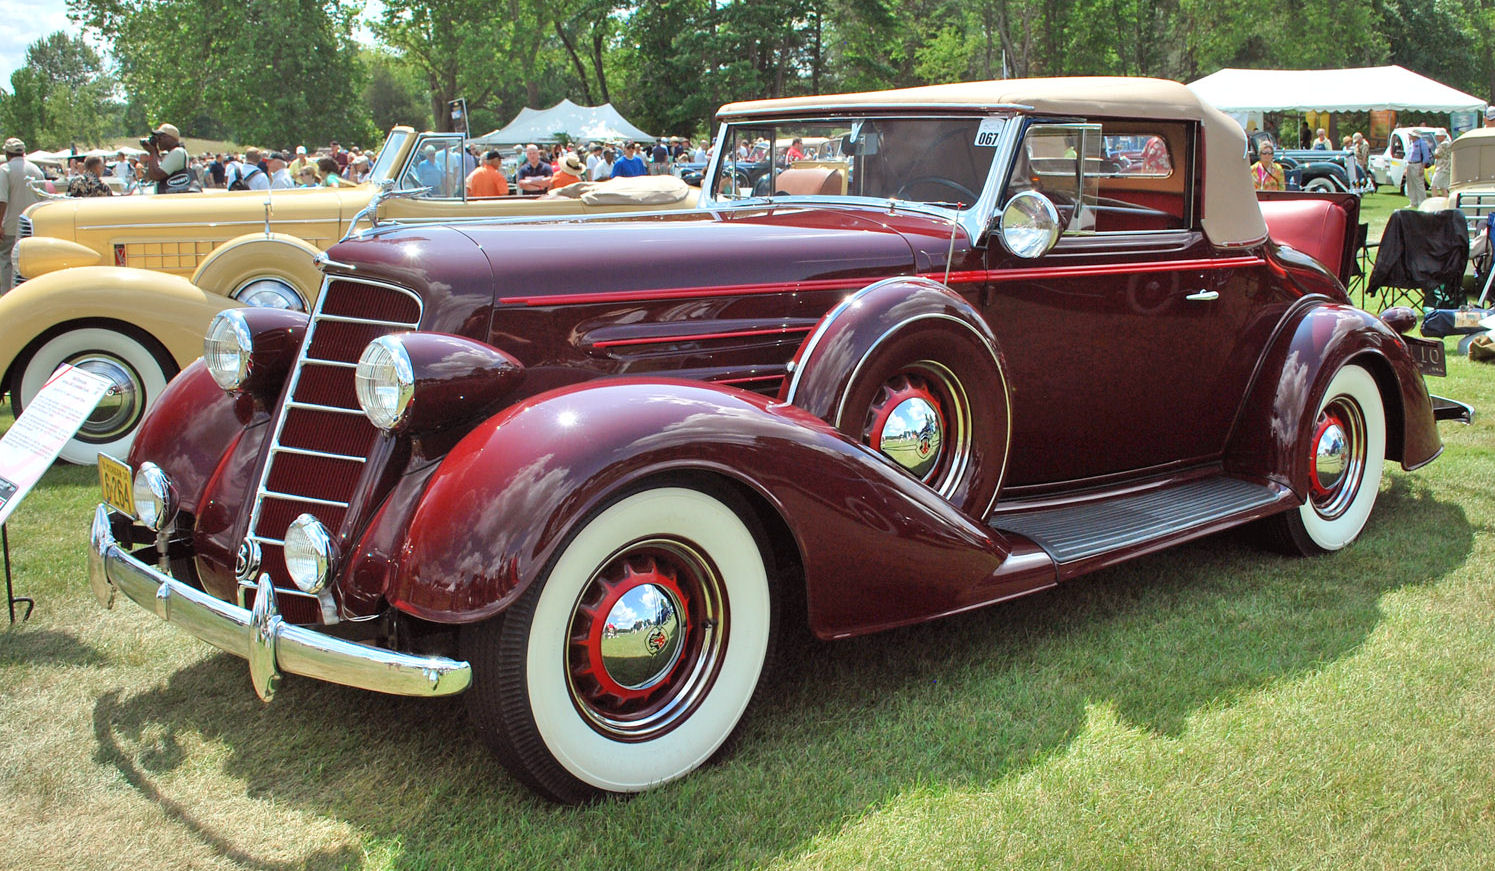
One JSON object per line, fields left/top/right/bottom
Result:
{"left": 465, "top": 150, "right": 510, "bottom": 198}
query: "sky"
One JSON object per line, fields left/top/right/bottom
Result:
{"left": 0, "top": 0, "right": 72, "bottom": 86}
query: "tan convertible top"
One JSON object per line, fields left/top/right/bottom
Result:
{"left": 719, "top": 77, "right": 1267, "bottom": 248}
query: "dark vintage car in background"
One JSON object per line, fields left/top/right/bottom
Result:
{"left": 89, "top": 77, "right": 1462, "bottom": 803}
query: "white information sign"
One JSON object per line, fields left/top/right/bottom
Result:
{"left": 0, "top": 364, "right": 114, "bottom": 527}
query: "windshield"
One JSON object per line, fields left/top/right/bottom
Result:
{"left": 369, "top": 130, "right": 410, "bottom": 183}
{"left": 710, "top": 116, "right": 1003, "bottom": 208}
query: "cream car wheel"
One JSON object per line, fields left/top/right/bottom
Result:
{"left": 462, "top": 486, "right": 774, "bottom": 803}
{"left": 12, "top": 328, "right": 173, "bottom": 465}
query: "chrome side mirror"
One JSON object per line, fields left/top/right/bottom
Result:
{"left": 343, "top": 183, "right": 431, "bottom": 240}
{"left": 997, "top": 191, "right": 1061, "bottom": 259}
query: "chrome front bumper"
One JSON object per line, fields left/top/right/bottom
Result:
{"left": 88, "top": 504, "right": 471, "bottom": 702}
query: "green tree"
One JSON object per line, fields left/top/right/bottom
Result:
{"left": 364, "top": 50, "right": 432, "bottom": 131}
{"left": 0, "top": 32, "right": 120, "bottom": 149}
{"left": 70, "top": 0, "right": 374, "bottom": 146}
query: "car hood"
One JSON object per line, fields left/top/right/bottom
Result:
{"left": 322, "top": 204, "right": 974, "bottom": 336}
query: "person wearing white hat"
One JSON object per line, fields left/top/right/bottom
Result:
{"left": 1485, "top": 106, "right": 1495, "bottom": 129}
{"left": 287, "top": 145, "right": 313, "bottom": 181}
{"left": 142, "top": 122, "right": 189, "bottom": 194}
{"left": 0, "top": 136, "right": 43, "bottom": 293}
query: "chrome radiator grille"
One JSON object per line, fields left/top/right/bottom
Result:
{"left": 17, "top": 215, "right": 31, "bottom": 238}
{"left": 243, "top": 276, "right": 423, "bottom": 623}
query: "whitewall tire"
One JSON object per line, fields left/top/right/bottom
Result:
{"left": 1269, "top": 363, "right": 1386, "bottom": 554}
{"left": 11, "top": 327, "right": 173, "bottom": 465}
{"left": 462, "top": 486, "right": 775, "bottom": 802}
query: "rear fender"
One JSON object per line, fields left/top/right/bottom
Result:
{"left": 1224, "top": 302, "right": 1440, "bottom": 496}
{"left": 0, "top": 266, "right": 242, "bottom": 390}
{"left": 384, "top": 380, "right": 1019, "bottom": 639}
{"left": 190, "top": 232, "right": 324, "bottom": 305}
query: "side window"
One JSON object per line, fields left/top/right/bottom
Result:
{"left": 1091, "top": 121, "right": 1191, "bottom": 232}
{"left": 1390, "top": 136, "right": 1405, "bottom": 159}
{"left": 1005, "top": 120, "right": 1191, "bottom": 235}
{"left": 398, "top": 134, "right": 467, "bottom": 198}
{"left": 1004, "top": 123, "right": 1102, "bottom": 234}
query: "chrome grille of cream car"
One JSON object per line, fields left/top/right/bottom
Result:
{"left": 243, "top": 276, "right": 423, "bottom": 623}
{"left": 17, "top": 215, "right": 31, "bottom": 238}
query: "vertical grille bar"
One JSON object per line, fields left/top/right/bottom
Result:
{"left": 244, "top": 276, "right": 423, "bottom": 623}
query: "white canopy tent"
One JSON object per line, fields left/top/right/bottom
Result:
{"left": 474, "top": 99, "right": 655, "bottom": 145}
{"left": 1188, "top": 65, "right": 1486, "bottom": 114}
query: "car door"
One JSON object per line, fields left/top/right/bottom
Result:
{"left": 983, "top": 118, "right": 1278, "bottom": 489}
{"left": 1388, "top": 132, "right": 1407, "bottom": 187}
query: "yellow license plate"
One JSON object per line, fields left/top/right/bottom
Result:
{"left": 98, "top": 454, "right": 135, "bottom": 517}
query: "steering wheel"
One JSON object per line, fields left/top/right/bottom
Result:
{"left": 894, "top": 176, "right": 979, "bottom": 204}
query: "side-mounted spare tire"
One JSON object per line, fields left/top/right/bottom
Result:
{"left": 783, "top": 277, "right": 1010, "bottom": 518}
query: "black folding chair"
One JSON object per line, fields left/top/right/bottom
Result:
{"left": 1365, "top": 209, "right": 1468, "bottom": 313}
{"left": 1346, "top": 221, "right": 1373, "bottom": 303}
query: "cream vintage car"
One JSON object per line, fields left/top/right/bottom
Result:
{"left": 4, "top": 126, "right": 697, "bottom": 463}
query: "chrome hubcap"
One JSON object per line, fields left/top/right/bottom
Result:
{"left": 863, "top": 365, "right": 970, "bottom": 497}
{"left": 1312, "top": 420, "right": 1348, "bottom": 494}
{"left": 70, "top": 356, "right": 143, "bottom": 441}
{"left": 1309, "top": 401, "right": 1366, "bottom": 519}
{"left": 600, "top": 583, "right": 685, "bottom": 690}
{"left": 878, "top": 396, "right": 944, "bottom": 478}
{"left": 566, "top": 541, "right": 726, "bottom": 740}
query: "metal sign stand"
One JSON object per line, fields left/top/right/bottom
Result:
{"left": 4, "top": 523, "right": 33, "bottom": 623}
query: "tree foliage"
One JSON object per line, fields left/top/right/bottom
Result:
{"left": 0, "top": 33, "right": 119, "bottom": 149}
{"left": 4, "top": 0, "right": 1494, "bottom": 152}
{"left": 67, "top": 0, "right": 374, "bottom": 147}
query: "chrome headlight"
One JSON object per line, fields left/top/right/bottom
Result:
{"left": 283, "top": 513, "right": 336, "bottom": 594}
{"left": 132, "top": 462, "right": 178, "bottom": 532}
{"left": 355, "top": 336, "right": 415, "bottom": 431}
{"left": 204, "top": 310, "right": 253, "bottom": 390}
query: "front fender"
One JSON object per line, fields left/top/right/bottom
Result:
{"left": 15, "top": 236, "right": 102, "bottom": 279}
{"left": 1224, "top": 301, "right": 1440, "bottom": 496}
{"left": 384, "top": 380, "right": 1022, "bottom": 639}
{"left": 128, "top": 360, "right": 261, "bottom": 519}
{"left": 189, "top": 232, "right": 324, "bottom": 304}
{"left": 0, "top": 266, "right": 243, "bottom": 388}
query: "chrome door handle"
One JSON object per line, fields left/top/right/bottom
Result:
{"left": 1185, "top": 290, "right": 1219, "bottom": 301}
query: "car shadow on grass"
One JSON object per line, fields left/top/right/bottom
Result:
{"left": 87, "top": 473, "right": 1472, "bottom": 870}
{"left": 0, "top": 628, "right": 106, "bottom": 667}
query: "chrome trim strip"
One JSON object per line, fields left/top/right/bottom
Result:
{"left": 271, "top": 444, "right": 367, "bottom": 463}
{"left": 77, "top": 217, "right": 336, "bottom": 231}
{"left": 237, "top": 576, "right": 327, "bottom": 601}
{"left": 300, "top": 358, "right": 359, "bottom": 368}
{"left": 285, "top": 399, "right": 365, "bottom": 415}
{"left": 313, "top": 313, "right": 417, "bottom": 327}
{"left": 715, "top": 103, "right": 1034, "bottom": 121}
{"left": 248, "top": 535, "right": 286, "bottom": 546}
{"left": 90, "top": 505, "right": 470, "bottom": 699}
{"left": 262, "top": 491, "right": 350, "bottom": 508}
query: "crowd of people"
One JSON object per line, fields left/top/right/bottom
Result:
{"left": 26, "top": 126, "right": 379, "bottom": 198}
{"left": 466, "top": 136, "right": 709, "bottom": 199}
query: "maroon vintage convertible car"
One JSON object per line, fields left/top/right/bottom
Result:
{"left": 89, "top": 78, "right": 1464, "bottom": 803}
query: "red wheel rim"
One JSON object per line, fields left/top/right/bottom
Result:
{"left": 565, "top": 539, "right": 727, "bottom": 740}
{"left": 1308, "top": 398, "right": 1366, "bottom": 519}
{"left": 862, "top": 362, "right": 969, "bottom": 496}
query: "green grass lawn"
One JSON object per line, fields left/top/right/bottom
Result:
{"left": 2, "top": 341, "right": 1493, "bottom": 870}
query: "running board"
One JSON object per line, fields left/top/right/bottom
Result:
{"left": 988, "top": 477, "right": 1284, "bottom": 565}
